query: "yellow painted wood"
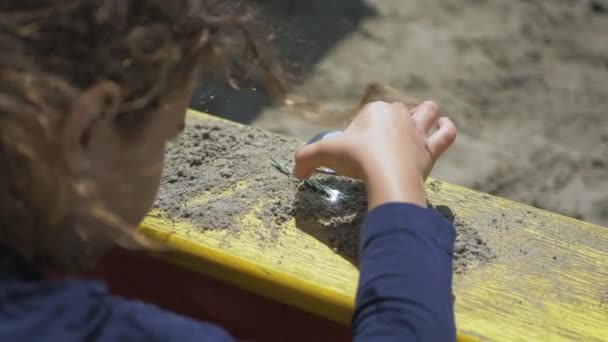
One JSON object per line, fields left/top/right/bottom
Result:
{"left": 140, "top": 110, "right": 608, "bottom": 342}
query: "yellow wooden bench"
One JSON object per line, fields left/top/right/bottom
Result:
{"left": 141, "top": 110, "right": 608, "bottom": 341}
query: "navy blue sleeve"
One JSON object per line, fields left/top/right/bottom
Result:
{"left": 352, "top": 203, "right": 456, "bottom": 341}
{"left": 0, "top": 279, "right": 233, "bottom": 342}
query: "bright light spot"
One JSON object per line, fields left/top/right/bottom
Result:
{"left": 327, "top": 189, "right": 341, "bottom": 203}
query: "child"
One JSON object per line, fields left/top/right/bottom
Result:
{"left": 0, "top": 1, "right": 457, "bottom": 341}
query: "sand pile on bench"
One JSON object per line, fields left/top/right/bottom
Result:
{"left": 155, "top": 116, "right": 493, "bottom": 273}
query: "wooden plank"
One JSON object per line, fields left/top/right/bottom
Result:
{"left": 141, "top": 110, "right": 608, "bottom": 341}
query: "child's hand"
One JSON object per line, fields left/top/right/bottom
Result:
{"left": 294, "top": 101, "right": 456, "bottom": 209}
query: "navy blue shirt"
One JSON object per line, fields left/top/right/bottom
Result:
{"left": 0, "top": 203, "right": 455, "bottom": 341}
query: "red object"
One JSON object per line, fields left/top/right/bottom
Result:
{"left": 94, "top": 248, "right": 351, "bottom": 342}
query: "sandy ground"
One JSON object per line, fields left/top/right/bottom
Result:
{"left": 191, "top": 0, "right": 608, "bottom": 227}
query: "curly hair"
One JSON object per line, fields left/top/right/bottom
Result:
{"left": 0, "top": 0, "right": 285, "bottom": 271}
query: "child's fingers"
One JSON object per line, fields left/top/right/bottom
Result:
{"left": 391, "top": 101, "right": 408, "bottom": 114}
{"left": 408, "top": 104, "right": 420, "bottom": 115}
{"left": 412, "top": 101, "right": 440, "bottom": 133}
{"left": 426, "top": 117, "right": 457, "bottom": 161}
{"left": 293, "top": 144, "right": 321, "bottom": 179}
{"left": 293, "top": 139, "right": 345, "bottom": 179}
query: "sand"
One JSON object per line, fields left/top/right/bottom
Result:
{"left": 192, "top": 0, "right": 608, "bottom": 227}
{"left": 154, "top": 117, "right": 494, "bottom": 274}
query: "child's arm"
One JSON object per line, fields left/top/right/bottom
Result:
{"left": 353, "top": 203, "right": 455, "bottom": 341}
{"left": 295, "top": 101, "right": 457, "bottom": 341}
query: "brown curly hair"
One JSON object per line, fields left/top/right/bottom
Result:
{"left": 0, "top": 0, "right": 285, "bottom": 271}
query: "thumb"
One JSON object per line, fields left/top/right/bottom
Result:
{"left": 294, "top": 136, "right": 353, "bottom": 179}
{"left": 293, "top": 142, "right": 324, "bottom": 179}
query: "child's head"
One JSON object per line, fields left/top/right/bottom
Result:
{"left": 0, "top": 0, "right": 282, "bottom": 271}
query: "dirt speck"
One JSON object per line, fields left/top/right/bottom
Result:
{"left": 590, "top": 0, "right": 607, "bottom": 14}
{"left": 428, "top": 180, "right": 442, "bottom": 193}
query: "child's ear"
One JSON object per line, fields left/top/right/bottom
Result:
{"left": 62, "top": 81, "right": 122, "bottom": 171}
